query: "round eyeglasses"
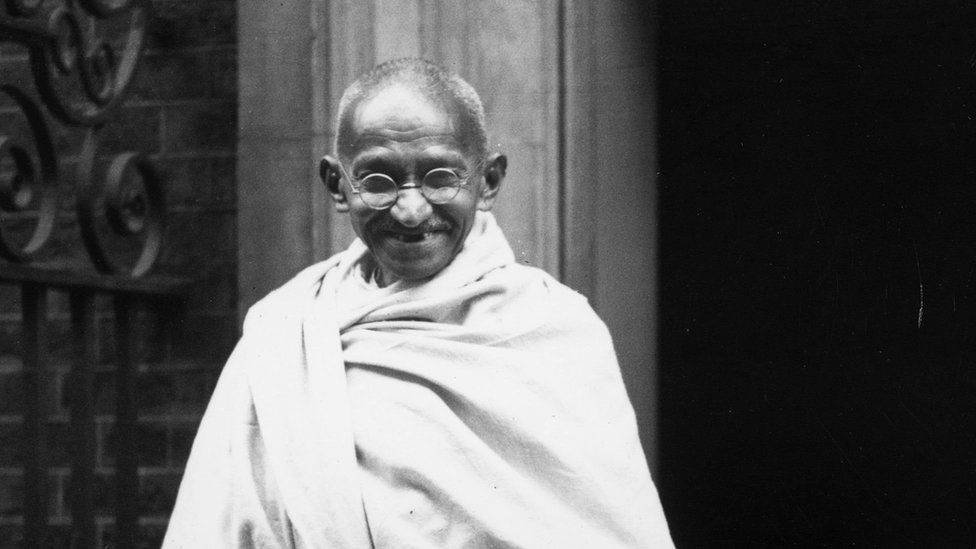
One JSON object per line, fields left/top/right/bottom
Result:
{"left": 338, "top": 164, "right": 479, "bottom": 210}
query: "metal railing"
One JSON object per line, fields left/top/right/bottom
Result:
{"left": 0, "top": 1, "right": 186, "bottom": 547}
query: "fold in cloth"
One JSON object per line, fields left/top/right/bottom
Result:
{"left": 163, "top": 212, "right": 673, "bottom": 548}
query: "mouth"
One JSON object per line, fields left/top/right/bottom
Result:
{"left": 390, "top": 231, "right": 435, "bottom": 243}
{"left": 374, "top": 218, "right": 452, "bottom": 245}
{"left": 377, "top": 227, "right": 453, "bottom": 244}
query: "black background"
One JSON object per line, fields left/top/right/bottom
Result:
{"left": 656, "top": 2, "right": 976, "bottom": 547}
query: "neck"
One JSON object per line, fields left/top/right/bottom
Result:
{"left": 362, "top": 255, "right": 400, "bottom": 288}
{"left": 374, "top": 266, "right": 395, "bottom": 288}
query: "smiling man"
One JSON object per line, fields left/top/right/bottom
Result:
{"left": 326, "top": 75, "right": 498, "bottom": 285}
{"left": 163, "top": 58, "right": 673, "bottom": 548}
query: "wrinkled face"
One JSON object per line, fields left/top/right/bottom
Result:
{"left": 338, "top": 85, "right": 489, "bottom": 285}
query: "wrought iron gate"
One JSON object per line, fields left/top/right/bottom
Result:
{"left": 0, "top": 1, "right": 186, "bottom": 547}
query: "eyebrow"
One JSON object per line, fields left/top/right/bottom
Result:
{"left": 349, "top": 151, "right": 396, "bottom": 174}
{"left": 349, "top": 148, "right": 469, "bottom": 175}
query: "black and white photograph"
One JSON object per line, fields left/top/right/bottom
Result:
{"left": 0, "top": 0, "right": 974, "bottom": 547}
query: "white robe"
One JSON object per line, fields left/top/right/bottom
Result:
{"left": 162, "top": 213, "right": 674, "bottom": 548}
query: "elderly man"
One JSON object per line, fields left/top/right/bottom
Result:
{"left": 163, "top": 58, "right": 673, "bottom": 548}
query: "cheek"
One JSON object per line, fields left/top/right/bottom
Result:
{"left": 443, "top": 199, "right": 480, "bottom": 227}
{"left": 348, "top": 207, "right": 378, "bottom": 239}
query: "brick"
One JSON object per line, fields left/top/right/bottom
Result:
{"left": 161, "top": 101, "right": 236, "bottom": 154}
{"left": 129, "top": 52, "right": 213, "bottom": 102}
{"left": 209, "top": 47, "right": 238, "bottom": 99}
{"left": 0, "top": 524, "right": 23, "bottom": 549}
{"left": 152, "top": 157, "right": 212, "bottom": 208}
{"left": 159, "top": 212, "right": 237, "bottom": 294}
{"left": 138, "top": 523, "right": 167, "bottom": 549}
{"left": 44, "top": 421, "right": 72, "bottom": 468}
{"left": 138, "top": 470, "right": 181, "bottom": 515}
{"left": 172, "top": 368, "right": 217, "bottom": 411}
{"left": 42, "top": 524, "right": 71, "bottom": 549}
{"left": 0, "top": 322, "right": 21, "bottom": 361}
{"left": 94, "top": 369, "right": 116, "bottom": 415}
{"left": 96, "top": 420, "right": 116, "bottom": 468}
{"left": 136, "top": 372, "right": 175, "bottom": 416}
{"left": 25, "top": 216, "right": 96, "bottom": 275}
{"left": 51, "top": 368, "right": 69, "bottom": 418}
{"left": 166, "top": 313, "right": 238, "bottom": 364}
{"left": 210, "top": 157, "right": 236, "bottom": 205}
{"left": 0, "top": 40, "right": 28, "bottom": 59}
{"left": 98, "top": 105, "right": 163, "bottom": 155}
{"left": 0, "top": 0, "right": 241, "bottom": 535}
{"left": 147, "top": 0, "right": 237, "bottom": 50}
{"left": 136, "top": 421, "right": 167, "bottom": 466}
{"left": 0, "top": 371, "right": 23, "bottom": 414}
{"left": 0, "top": 422, "right": 23, "bottom": 467}
{"left": 0, "top": 58, "right": 31, "bottom": 109}
{"left": 97, "top": 315, "right": 117, "bottom": 367}
{"left": 98, "top": 420, "right": 117, "bottom": 467}
{"left": 62, "top": 369, "right": 114, "bottom": 416}
{"left": 48, "top": 469, "right": 66, "bottom": 518}
{"left": 94, "top": 471, "right": 114, "bottom": 515}
{"left": 101, "top": 418, "right": 148, "bottom": 468}
{"left": 45, "top": 321, "right": 77, "bottom": 374}
{"left": 169, "top": 419, "right": 200, "bottom": 467}
{"left": 13, "top": 224, "right": 63, "bottom": 269}
{"left": 0, "top": 286, "right": 20, "bottom": 318}
{"left": 98, "top": 523, "right": 116, "bottom": 549}
{"left": 45, "top": 290, "right": 70, "bottom": 321}
{"left": 158, "top": 210, "right": 235, "bottom": 272}
{"left": 52, "top": 122, "right": 85, "bottom": 157}
{"left": 185, "top": 261, "right": 237, "bottom": 313}
{"left": 0, "top": 470, "right": 23, "bottom": 517}
{"left": 0, "top": 111, "right": 28, "bottom": 145}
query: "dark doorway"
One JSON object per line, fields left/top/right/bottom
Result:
{"left": 657, "top": 3, "right": 976, "bottom": 547}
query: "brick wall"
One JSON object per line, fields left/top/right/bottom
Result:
{"left": 0, "top": 1, "right": 238, "bottom": 547}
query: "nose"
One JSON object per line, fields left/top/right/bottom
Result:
{"left": 389, "top": 185, "right": 432, "bottom": 228}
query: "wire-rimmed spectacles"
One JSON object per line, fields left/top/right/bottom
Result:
{"left": 337, "top": 162, "right": 481, "bottom": 210}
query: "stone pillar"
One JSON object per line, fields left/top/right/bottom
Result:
{"left": 237, "top": 0, "right": 333, "bottom": 316}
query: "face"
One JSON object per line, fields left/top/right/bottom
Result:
{"left": 334, "top": 86, "right": 494, "bottom": 285}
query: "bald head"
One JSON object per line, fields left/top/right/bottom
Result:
{"left": 334, "top": 58, "right": 488, "bottom": 162}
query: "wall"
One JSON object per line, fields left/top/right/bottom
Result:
{"left": 657, "top": 2, "right": 976, "bottom": 546}
{"left": 589, "top": 0, "right": 657, "bottom": 470}
{"left": 0, "top": 1, "right": 238, "bottom": 546}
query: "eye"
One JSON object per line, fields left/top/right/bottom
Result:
{"left": 359, "top": 173, "right": 397, "bottom": 193}
{"left": 424, "top": 168, "right": 461, "bottom": 189}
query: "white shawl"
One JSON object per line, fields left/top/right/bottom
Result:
{"left": 162, "top": 213, "right": 673, "bottom": 548}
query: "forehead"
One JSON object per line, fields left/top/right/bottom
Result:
{"left": 355, "top": 85, "right": 452, "bottom": 131}
{"left": 342, "top": 85, "right": 468, "bottom": 159}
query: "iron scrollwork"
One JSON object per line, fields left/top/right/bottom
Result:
{"left": 0, "top": 0, "right": 163, "bottom": 277}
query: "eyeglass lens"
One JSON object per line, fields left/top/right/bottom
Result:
{"left": 359, "top": 168, "right": 463, "bottom": 209}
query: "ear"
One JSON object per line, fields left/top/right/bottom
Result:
{"left": 320, "top": 155, "right": 349, "bottom": 212}
{"left": 477, "top": 152, "right": 506, "bottom": 211}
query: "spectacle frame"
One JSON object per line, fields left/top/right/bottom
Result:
{"left": 337, "top": 161, "right": 483, "bottom": 210}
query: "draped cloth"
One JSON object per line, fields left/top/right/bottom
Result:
{"left": 162, "top": 212, "right": 674, "bottom": 548}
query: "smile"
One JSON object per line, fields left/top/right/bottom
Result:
{"left": 379, "top": 228, "right": 449, "bottom": 245}
{"left": 394, "top": 232, "right": 433, "bottom": 243}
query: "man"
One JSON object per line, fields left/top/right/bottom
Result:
{"left": 163, "top": 58, "right": 673, "bottom": 548}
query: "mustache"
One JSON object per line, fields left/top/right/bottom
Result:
{"left": 369, "top": 215, "right": 452, "bottom": 234}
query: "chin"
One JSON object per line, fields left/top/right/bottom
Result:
{"left": 381, "top": 257, "right": 451, "bottom": 282}
{"left": 367, "top": 231, "right": 463, "bottom": 283}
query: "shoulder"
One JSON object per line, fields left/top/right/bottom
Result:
{"left": 477, "top": 262, "right": 610, "bottom": 335}
{"left": 242, "top": 256, "right": 341, "bottom": 331}
{"left": 488, "top": 262, "right": 592, "bottom": 308}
